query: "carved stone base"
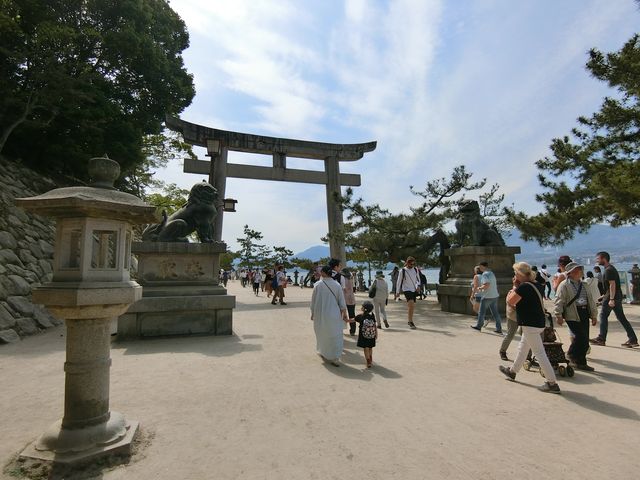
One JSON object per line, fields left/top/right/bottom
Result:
{"left": 438, "top": 246, "right": 521, "bottom": 316}
{"left": 117, "top": 242, "right": 235, "bottom": 338}
{"left": 20, "top": 416, "right": 138, "bottom": 465}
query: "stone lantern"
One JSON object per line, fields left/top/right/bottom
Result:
{"left": 15, "top": 156, "right": 156, "bottom": 464}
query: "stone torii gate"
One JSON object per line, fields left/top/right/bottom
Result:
{"left": 166, "top": 116, "right": 376, "bottom": 263}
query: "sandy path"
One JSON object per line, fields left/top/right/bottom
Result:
{"left": 1, "top": 281, "right": 638, "bottom": 479}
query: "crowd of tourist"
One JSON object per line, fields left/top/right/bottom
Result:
{"left": 227, "top": 250, "right": 638, "bottom": 390}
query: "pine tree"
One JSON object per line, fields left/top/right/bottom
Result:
{"left": 508, "top": 34, "right": 640, "bottom": 245}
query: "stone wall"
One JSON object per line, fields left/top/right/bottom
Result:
{"left": 0, "top": 156, "right": 62, "bottom": 343}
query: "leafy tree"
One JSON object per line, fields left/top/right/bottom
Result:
{"left": 220, "top": 251, "right": 236, "bottom": 271}
{"left": 290, "top": 257, "right": 315, "bottom": 271}
{"left": 236, "top": 225, "right": 271, "bottom": 269}
{"left": 269, "top": 246, "right": 294, "bottom": 268}
{"left": 0, "top": 0, "right": 194, "bottom": 182}
{"left": 508, "top": 34, "right": 640, "bottom": 245}
{"left": 338, "top": 166, "right": 489, "bottom": 264}
{"left": 124, "top": 128, "right": 197, "bottom": 198}
{"left": 144, "top": 183, "right": 189, "bottom": 216}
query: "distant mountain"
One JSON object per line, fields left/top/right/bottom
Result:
{"left": 293, "top": 224, "right": 640, "bottom": 265}
{"left": 513, "top": 224, "right": 640, "bottom": 264}
{"left": 293, "top": 245, "right": 330, "bottom": 261}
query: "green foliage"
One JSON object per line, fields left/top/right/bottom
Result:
{"left": 290, "top": 257, "right": 315, "bottom": 270}
{"left": 144, "top": 183, "right": 189, "bottom": 217}
{"left": 0, "top": 0, "right": 195, "bottom": 182}
{"left": 508, "top": 34, "right": 640, "bottom": 245}
{"left": 270, "top": 245, "right": 294, "bottom": 268}
{"left": 339, "top": 165, "right": 495, "bottom": 264}
{"left": 220, "top": 251, "right": 236, "bottom": 271}
{"left": 236, "top": 224, "right": 271, "bottom": 269}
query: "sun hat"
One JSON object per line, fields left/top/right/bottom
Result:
{"left": 564, "top": 262, "right": 583, "bottom": 274}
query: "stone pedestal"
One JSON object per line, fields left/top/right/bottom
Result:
{"left": 439, "top": 246, "right": 521, "bottom": 316}
{"left": 118, "top": 242, "right": 235, "bottom": 338}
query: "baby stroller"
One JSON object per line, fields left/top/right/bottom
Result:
{"left": 523, "top": 315, "right": 575, "bottom": 378}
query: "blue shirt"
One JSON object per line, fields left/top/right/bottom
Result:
{"left": 481, "top": 270, "right": 499, "bottom": 298}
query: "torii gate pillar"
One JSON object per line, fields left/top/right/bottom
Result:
{"left": 324, "top": 156, "right": 345, "bottom": 263}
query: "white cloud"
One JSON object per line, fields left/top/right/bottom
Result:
{"left": 159, "top": 0, "right": 640, "bottom": 252}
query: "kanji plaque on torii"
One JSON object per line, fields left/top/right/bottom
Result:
{"left": 166, "top": 116, "right": 377, "bottom": 263}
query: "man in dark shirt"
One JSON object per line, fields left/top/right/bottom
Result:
{"left": 590, "top": 251, "right": 638, "bottom": 348}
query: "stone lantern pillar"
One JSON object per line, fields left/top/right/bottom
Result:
{"left": 15, "top": 156, "right": 156, "bottom": 464}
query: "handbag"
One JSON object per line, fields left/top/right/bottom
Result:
{"left": 368, "top": 283, "right": 377, "bottom": 298}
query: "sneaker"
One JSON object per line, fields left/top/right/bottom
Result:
{"left": 377, "top": 324, "right": 382, "bottom": 329}
{"left": 589, "top": 337, "right": 606, "bottom": 346}
{"left": 494, "top": 329, "right": 503, "bottom": 335}
{"left": 280, "top": 302, "right": 287, "bottom": 305}
{"left": 499, "top": 351, "right": 509, "bottom": 361}
{"left": 621, "top": 339, "right": 639, "bottom": 348}
{"left": 539, "top": 382, "right": 561, "bottom": 394}
{"left": 470, "top": 325, "right": 481, "bottom": 331}
{"left": 499, "top": 365, "right": 516, "bottom": 381}
{"left": 384, "top": 320, "right": 389, "bottom": 328}
{"left": 408, "top": 322, "right": 417, "bottom": 329}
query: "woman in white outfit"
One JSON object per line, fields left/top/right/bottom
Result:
{"left": 372, "top": 271, "right": 389, "bottom": 328}
{"left": 310, "top": 265, "right": 349, "bottom": 366}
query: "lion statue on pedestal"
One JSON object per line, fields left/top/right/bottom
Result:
{"left": 454, "top": 200, "right": 505, "bottom": 247}
{"left": 142, "top": 181, "right": 218, "bottom": 243}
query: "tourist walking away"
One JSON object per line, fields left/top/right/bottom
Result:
{"left": 353, "top": 301, "right": 378, "bottom": 368}
{"left": 371, "top": 271, "right": 389, "bottom": 328}
{"left": 341, "top": 268, "right": 357, "bottom": 336}
{"left": 271, "top": 265, "right": 287, "bottom": 305}
{"left": 554, "top": 262, "right": 597, "bottom": 371}
{"left": 593, "top": 265, "right": 606, "bottom": 295}
{"left": 395, "top": 256, "right": 421, "bottom": 329}
{"left": 471, "top": 261, "right": 503, "bottom": 334}
{"left": 540, "top": 264, "right": 552, "bottom": 299}
{"left": 418, "top": 268, "right": 427, "bottom": 299}
{"left": 252, "top": 269, "right": 262, "bottom": 296}
{"left": 264, "top": 269, "right": 273, "bottom": 297}
{"left": 552, "top": 255, "right": 572, "bottom": 292}
{"left": 470, "top": 265, "right": 483, "bottom": 314}
{"left": 590, "top": 251, "right": 638, "bottom": 348}
{"left": 499, "top": 262, "right": 561, "bottom": 394}
{"left": 584, "top": 271, "right": 601, "bottom": 304}
{"left": 499, "top": 274, "right": 520, "bottom": 361}
{"left": 390, "top": 266, "right": 400, "bottom": 299}
{"left": 310, "top": 265, "right": 349, "bottom": 366}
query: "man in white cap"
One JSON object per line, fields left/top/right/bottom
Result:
{"left": 554, "top": 262, "right": 598, "bottom": 371}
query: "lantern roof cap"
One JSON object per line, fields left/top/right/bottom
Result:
{"left": 16, "top": 186, "right": 157, "bottom": 223}
{"left": 15, "top": 156, "right": 157, "bottom": 223}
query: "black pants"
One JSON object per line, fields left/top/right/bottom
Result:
{"left": 347, "top": 304, "right": 356, "bottom": 334}
{"left": 567, "top": 306, "right": 590, "bottom": 365}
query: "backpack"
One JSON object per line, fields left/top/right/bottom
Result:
{"left": 361, "top": 316, "right": 377, "bottom": 339}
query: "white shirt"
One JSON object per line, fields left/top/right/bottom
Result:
{"left": 396, "top": 267, "right": 421, "bottom": 293}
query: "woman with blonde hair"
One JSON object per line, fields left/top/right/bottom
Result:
{"left": 499, "top": 262, "right": 561, "bottom": 394}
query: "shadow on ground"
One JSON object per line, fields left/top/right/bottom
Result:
{"left": 113, "top": 333, "right": 263, "bottom": 357}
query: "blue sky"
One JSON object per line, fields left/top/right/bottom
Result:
{"left": 161, "top": 0, "right": 639, "bottom": 253}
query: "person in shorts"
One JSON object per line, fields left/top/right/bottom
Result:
{"left": 395, "top": 256, "right": 421, "bottom": 329}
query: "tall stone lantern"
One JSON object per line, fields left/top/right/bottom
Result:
{"left": 15, "top": 156, "right": 156, "bottom": 464}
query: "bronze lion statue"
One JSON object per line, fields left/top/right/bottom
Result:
{"left": 454, "top": 200, "right": 505, "bottom": 247}
{"left": 142, "top": 181, "right": 218, "bottom": 243}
